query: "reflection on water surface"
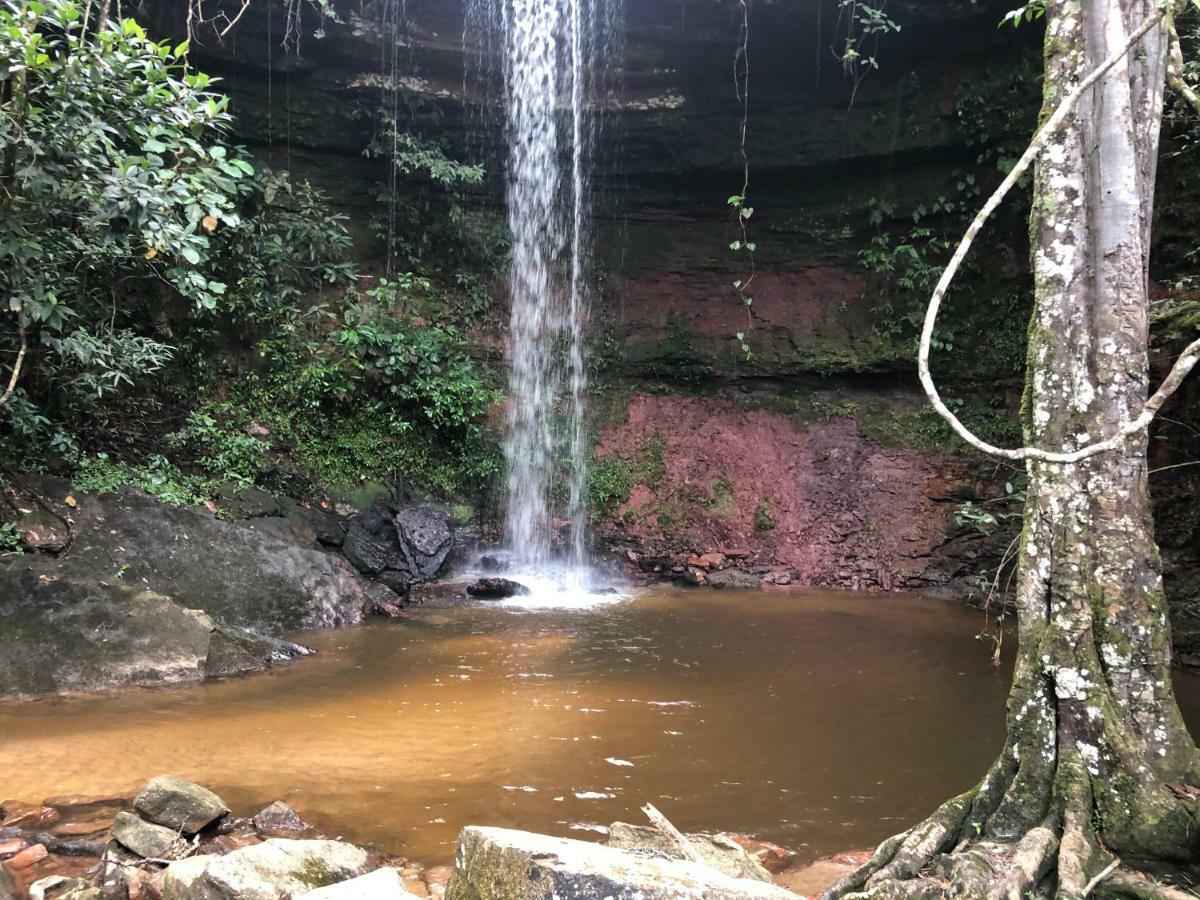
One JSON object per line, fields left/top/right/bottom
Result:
{"left": 3, "top": 588, "right": 1198, "bottom": 866}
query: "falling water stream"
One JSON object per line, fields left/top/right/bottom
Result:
{"left": 466, "top": 0, "right": 621, "bottom": 583}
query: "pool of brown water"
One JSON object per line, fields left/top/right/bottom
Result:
{"left": 3, "top": 587, "right": 1199, "bottom": 867}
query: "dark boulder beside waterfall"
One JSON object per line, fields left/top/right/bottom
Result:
{"left": 341, "top": 493, "right": 459, "bottom": 595}
{"left": 394, "top": 503, "right": 454, "bottom": 582}
{"left": 342, "top": 501, "right": 415, "bottom": 595}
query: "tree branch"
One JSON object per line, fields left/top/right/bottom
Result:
{"left": 917, "top": 4, "right": 1200, "bottom": 464}
{"left": 1167, "top": 2, "right": 1200, "bottom": 116}
{"left": 641, "top": 803, "right": 706, "bottom": 866}
{"left": 0, "top": 319, "right": 28, "bottom": 409}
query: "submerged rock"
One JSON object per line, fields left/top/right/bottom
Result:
{"left": 606, "top": 822, "right": 774, "bottom": 883}
{"left": 134, "top": 777, "right": 229, "bottom": 834}
{"left": 161, "top": 838, "right": 369, "bottom": 900}
{"left": 251, "top": 802, "right": 309, "bottom": 839}
{"left": 295, "top": 867, "right": 422, "bottom": 899}
{"left": 111, "top": 811, "right": 190, "bottom": 861}
{"left": 445, "top": 826, "right": 797, "bottom": 899}
{"left": 465, "top": 578, "right": 531, "bottom": 600}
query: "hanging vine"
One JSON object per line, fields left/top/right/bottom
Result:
{"left": 727, "top": 0, "right": 755, "bottom": 359}
{"left": 832, "top": 0, "right": 900, "bottom": 107}
{"left": 181, "top": 0, "right": 339, "bottom": 49}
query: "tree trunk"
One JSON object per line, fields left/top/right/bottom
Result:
{"left": 824, "top": 2, "right": 1200, "bottom": 897}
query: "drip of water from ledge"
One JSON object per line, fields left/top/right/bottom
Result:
{"left": 465, "top": 0, "right": 622, "bottom": 576}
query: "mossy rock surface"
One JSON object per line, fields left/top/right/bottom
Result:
{"left": 446, "top": 826, "right": 797, "bottom": 900}
{"left": 161, "top": 838, "right": 370, "bottom": 900}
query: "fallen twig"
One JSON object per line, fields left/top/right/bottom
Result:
{"left": 641, "top": 803, "right": 706, "bottom": 866}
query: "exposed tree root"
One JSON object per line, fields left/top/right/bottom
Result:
{"left": 1094, "top": 872, "right": 1199, "bottom": 900}
{"left": 820, "top": 766, "right": 1198, "bottom": 900}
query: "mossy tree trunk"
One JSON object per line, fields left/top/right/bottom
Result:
{"left": 824, "top": 2, "right": 1200, "bottom": 897}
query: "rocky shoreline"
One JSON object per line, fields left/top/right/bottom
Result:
{"left": 0, "top": 776, "right": 867, "bottom": 900}
{"left": 0, "top": 469, "right": 997, "bottom": 703}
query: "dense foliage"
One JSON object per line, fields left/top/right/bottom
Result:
{"left": 0, "top": 0, "right": 250, "bottom": 434}
{"left": 0, "top": 0, "right": 501, "bottom": 503}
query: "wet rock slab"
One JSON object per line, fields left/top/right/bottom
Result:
{"left": 446, "top": 826, "right": 798, "bottom": 899}
{"left": 0, "top": 567, "right": 309, "bottom": 699}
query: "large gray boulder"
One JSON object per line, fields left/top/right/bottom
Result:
{"left": 134, "top": 777, "right": 229, "bottom": 834}
{"left": 0, "top": 563, "right": 309, "bottom": 699}
{"left": 296, "top": 868, "right": 423, "bottom": 899}
{"left": 446, "top": 827, "right": 798, "bottom": 899}
{"left": 161, "top": 839, "right": 369, "bottom": 900}
{"left": 63, "top": 487, "right": 368, "bottom": 632}
{"left": 606, "top": 822, "right": 774, "bottom": 883}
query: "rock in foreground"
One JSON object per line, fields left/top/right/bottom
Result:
{"left": 296, "top": 867, "right": 422, "bottom": 898}
{"left": 162, "top": 838, "right": 369, "bottom": 900}
{"left": 111, "top": 811, "right": 190, "bottom": 861}
{"left": 606, "top": 822, "right": 774, "bottom": 882}
{"left": 446, "top": 826, "right": 797, "bottom": 899}
{"left": 134, "top": 776, "right": 229, "bottom": 834}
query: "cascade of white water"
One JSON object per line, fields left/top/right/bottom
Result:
{"left": 464, "top": 0, "right": 621, "bottom": 575}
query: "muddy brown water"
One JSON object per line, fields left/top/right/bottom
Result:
{"left": 4, "top": 588, "right": 1200, "bottom": 867}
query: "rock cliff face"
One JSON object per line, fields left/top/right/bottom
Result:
{"left": 144, "top": 0, "right": 1039, "bottom": 379}
{"left": 128, "top": 0, "right": 1197, "bottom": 640}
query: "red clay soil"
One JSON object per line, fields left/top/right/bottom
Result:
{"left": 595, "top": 393, "right": 990, "bottom": 592}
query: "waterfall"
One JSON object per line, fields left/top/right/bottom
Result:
{"left": 466, "top": 0, "right": 621, "bottom": 573}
